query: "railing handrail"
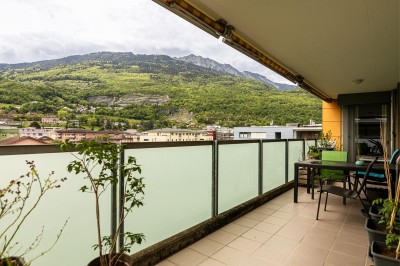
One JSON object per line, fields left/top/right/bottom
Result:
{"left": 0, "top": 138, "right": 317, "bottom": 156}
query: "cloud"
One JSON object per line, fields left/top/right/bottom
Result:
{"left": 0, "top": 0, "right": 292, "bottom": 84}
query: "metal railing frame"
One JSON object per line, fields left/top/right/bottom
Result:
{"left": 0, "top": 138, "right": 315, "bottom": 255}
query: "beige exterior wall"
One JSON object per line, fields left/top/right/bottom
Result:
{"left": 140, "top": 130, "right": 213, "bottom": 142}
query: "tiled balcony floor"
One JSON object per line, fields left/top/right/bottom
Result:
{"left": 156, "top": 187, "right": 373, "bottom": 266}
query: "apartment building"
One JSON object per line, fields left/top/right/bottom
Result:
{"left": 140, "top": 128, "right": 214, "bottom": 142}
{"left": 234, "top": 124, "right": 322, "bottom": 140}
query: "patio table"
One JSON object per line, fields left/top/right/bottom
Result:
{"left": 293, "top": 159, "right": 397, "bottom": 203}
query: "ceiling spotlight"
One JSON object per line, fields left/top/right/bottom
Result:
{"left": 351, "top": 79, "right": 364, "bottom": 85}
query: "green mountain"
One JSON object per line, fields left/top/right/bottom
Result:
{"left": 0, "top": 52, "right": 321, "bottom": 129}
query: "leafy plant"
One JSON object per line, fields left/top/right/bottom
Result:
{"left": 61, "top": 140, "right": 145, "bottom": 266}
{"left": 0, "top": 161, "right": 68, "bottom": 265}
{"left": 306, "top": 130, "right": 337, "bottom": 159}
{"left": 306, "top": 145, "right": 321, "bottom": 159}
{"left": 372, "top": 123, "right": 400, "bottom": 259}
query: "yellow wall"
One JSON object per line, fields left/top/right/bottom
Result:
{"left": 322, "top": 100, "right": 342, "bottom": 149}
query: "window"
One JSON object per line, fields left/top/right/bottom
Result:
{"left": 275, "top": 132, "right": 282, "bottom": 139}
{"left": 239, "top": 132, "right": 250, "bottom": 138}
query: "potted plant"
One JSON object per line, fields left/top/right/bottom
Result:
{"left": 317, "top": 130, "right": 337, "bottom": 151}
{"left": 366, "top": 125, "right": 400, "bottom": 264}
{"left": 307, "top": 130, "right": 338, "bottom": 160}
{"left": 0, "top": 161, "right": 68, "bottom": 265}
{"left": 61, "top": 140, "right": 145, "bottom": 266}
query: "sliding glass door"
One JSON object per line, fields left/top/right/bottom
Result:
{"left": 352, "top": 103, "right": 390, "bottom": 160}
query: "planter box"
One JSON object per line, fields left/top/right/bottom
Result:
{"left": 87, "top": 253, "right": 133, "bottom": 266}
{"left": 365, "top": 218, "right": 389, "bottom": 245}
{"left": 369, "top": 206, "right": 382, "bottom": 220}
{"left": 368, "top": 207, "right": 400, "bottom": 222}
{"left": 371, "top": 241, "right": 399, "bottom": 266}
{"left": 365, "top": 218, "right": 388, "bottom": 258}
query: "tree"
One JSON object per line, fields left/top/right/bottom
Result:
{"left": 29, "top": 121, "right": 41, "bottom": 129}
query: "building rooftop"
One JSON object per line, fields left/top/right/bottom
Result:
{"left": 147, "top": 128, "right": 209, "bottom": 133}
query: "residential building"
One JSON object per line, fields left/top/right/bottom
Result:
{"left": 205, "top": 125, "right": 234, "bottom": 140}
{"left": 19, "top": 127, "right": 62, "bottom": 140}
{"left": 234, "top": 124, "right": 322, "bottom": 140}
{"left": 0, "top": 126, "right": 19, "bottom": 140}
{"left": 55, "top": 129, "right": 126, "bottom": 142}
{"left": 41, "top": 116, "right": 61, "bottom": 124}
{"left": 140, "top": 128, "right": 213, "bottom": 142}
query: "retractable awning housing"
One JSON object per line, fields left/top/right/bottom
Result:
{"left": 153, "top": 0, "right": 400, "bottom": 102}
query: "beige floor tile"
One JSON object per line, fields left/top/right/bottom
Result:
{"left": 168, "top": 248, "right": 207, "bottom": 266}
{"left": 155, "top": 260, "right": 177, "bottom": 266}
{"left": 268, "top": 198, "right": 290, "bottom": 207}
{"left": 189, "top": 238, "right": 225, "bottom": 256}
{"left": 290, "top": 214, "right": 317, "bottom": 225}
{"left": 252, "top": 243, "right": 295, "bottom": 264}
{"left": 263, "top": 215, "right": 289, "bottom": 226}
{"left": 341, "top": 223, "right": 368, "bottom": 236}
{"left": 241, "top": 228, "right": 273, "bottom": 243}
{"left": 261, "top": 202, "right": 282, "bottom": 210}
{"left": 281, "top": 220, "right": 313, "bottom": 233}
{"left": 253, "top": 221, "right": 282, "bottom": 234}
{"left": 221, "top": 223, "right": 250, "bottom": 236}
{"left": 313, "top": 219, "right": 343, "bottom": 233}
{"left": 243, "top": 211, "right": 269, "bottom": 221}
{"left": 198, "top": 258, "right": 227, "bottom": 266}
{"left": 275, "top": 226, "right": 308, "bottom": 242}
{"left": 300, "top": 230, "right": 337, "bottom": 250}
{"left": 271, "top": 210, "right": 295, "bottom": 220}
{"left": 283, "top": 242, "right": 329, "bottom": 266}
{"left": 239, "top": 255, "right": 277, "bottom": 266}
{"left": 264, "top": 235, "right": 299, "bottom": 250}
{"left": 206, "top": 229, "right": 238, "bottom": 245}
{"left": 211, "top": 246, "right": 247, "bottom": 265}
{"left": 227, "top": 236, "right": 262, "bottom": 254}
{"left": 325, "top": 251, "right": 366, "bottom": 266}
{"left": 232, "top": 216, "right": 260, "bottom": 228}
{"left": 331, "top": 240, "right": 368, "bottom": 259}
{"left": 336, "top": 230, "right": 369, "bottom": 248}
{"left": 253, "top": 206, "right": 276, "bottom": 215}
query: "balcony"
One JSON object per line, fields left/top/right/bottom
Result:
{"left": 0, "top": 139, "right": 374, "bottom": 265}
{"left": 157, "top": 187, "right": 370, "bottom": 266}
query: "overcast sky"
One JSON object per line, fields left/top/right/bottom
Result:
{"left": 0, "top": 0, "right": 291, "bottom": 84}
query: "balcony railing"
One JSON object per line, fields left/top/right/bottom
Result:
{"left": 0, "top": 139, "right": 315, "bottom": 265}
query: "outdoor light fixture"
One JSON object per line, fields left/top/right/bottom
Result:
{"left": 351, "top": 79, "right": 364, "bottom": 85}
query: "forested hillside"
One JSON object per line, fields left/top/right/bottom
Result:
{"left": 0, "top": 52, "right": 321, "bottom": 129}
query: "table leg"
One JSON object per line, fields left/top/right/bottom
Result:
{"left": 311, "top": 169, "right": 315, "bottom": 200}
{"left": 294, "top": 164, "right": 298, "bottom": 203}
{"left": 306, "top": 167, "right": 311, "bottom": 194}
{"left": 343, "top": 171, "right": 348, "bottom": 205}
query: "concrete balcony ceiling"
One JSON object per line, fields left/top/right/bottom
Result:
{"left": 154, "top": 0, "right": 400, "bottom": 101}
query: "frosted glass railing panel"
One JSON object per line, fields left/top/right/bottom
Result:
{"left": 218, "top": 143, "right": 258, "bottom": 214}
{"left": 124, "top": 145, "right": 212, "bottom": 253}
{"left": 288, "top": 141, "right": 304, "bottom": 181}
{"left": 305, "top": 140, "right": 316, "bottom": 158}
{"left": 263, "top": 142, "right": 286, "bottom": 192}
{"left": 0, "top": 152, "right": 110, "bottom": 266}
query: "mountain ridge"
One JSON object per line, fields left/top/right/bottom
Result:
{"left": 0, "top": 52, "right": 297, "bottom": 91}
{"left": 177, "top": 54, "right": 296, "bottom": 91}
{"left": 0, "top": 51, "right": 321, "bottom": 128}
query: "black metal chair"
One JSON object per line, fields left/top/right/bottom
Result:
{"left": 316, "top": 157, "right": 378, "bottom": 220}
